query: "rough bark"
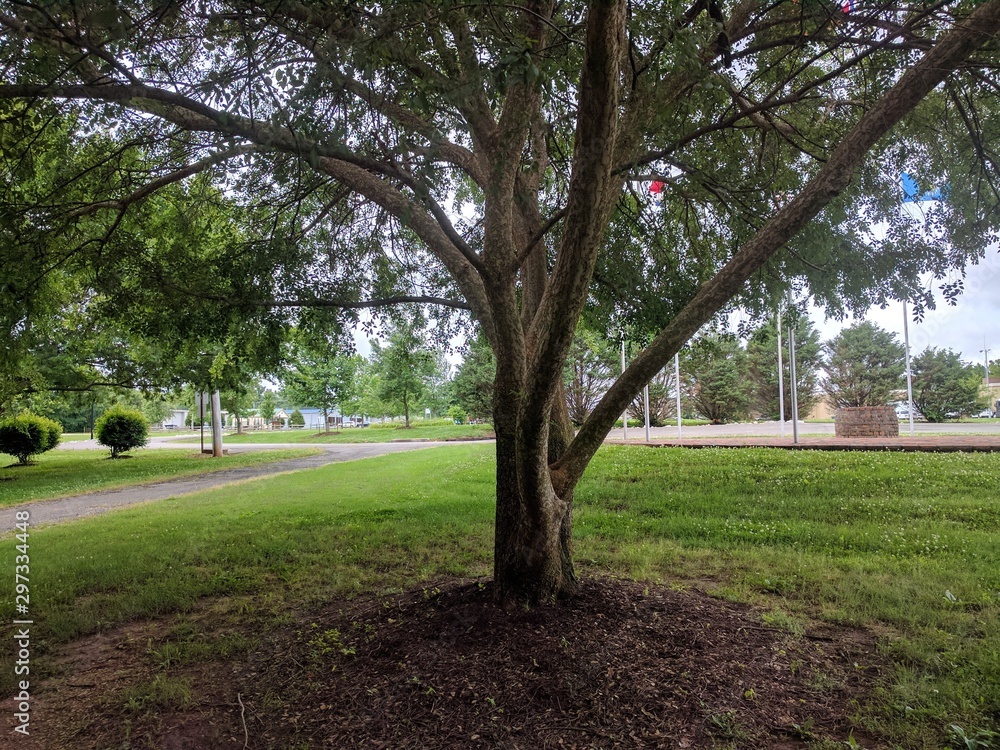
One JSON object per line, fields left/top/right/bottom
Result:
{"left": 490, "top": 0, "right": 625, "bottom": 606}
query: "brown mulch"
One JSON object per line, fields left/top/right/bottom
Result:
{"left": 6, "top": 576, "right": 886, "bottom": 749}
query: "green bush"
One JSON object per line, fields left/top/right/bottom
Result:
{"left": 0, "top": 412, "right": 63, "bottom": 465}
{"left": 289, "top": 409, "right": 305, "bottom": 427}
{"left": 95, "top": 407, "right": 149, "bottom": 458}
{"left": 447, "top": 405, "right": 467, "bottom": 425}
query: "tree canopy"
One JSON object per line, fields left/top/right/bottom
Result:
{"left": 747, "top": 313, "right": 822, "bottom": 420}
{"left": 3, "top": 0, "right": 1000, "bottom": 603}
{"left": 911, "top": 347, "right": 983, "bottom": 421}
{"left": 823, "top": 322, "right": 906, "bottom": 408}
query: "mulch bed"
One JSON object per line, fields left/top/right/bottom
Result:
{"left": 7, "top": 576, "right": 886, "bottom": 749}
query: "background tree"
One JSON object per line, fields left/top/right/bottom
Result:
{"left": 453, "top": 334, "right": 496, "bottom": 423}
{"left": 990, "top": 359, "right": 1000, "bottom": 380}
{"left": 283, "top": 342, "right": 359, "bottom": 433}
{"left": 419, "top": 351, "right": 454, "bottom": 420}
{"left": 2, "top": 1, "right": 1000, "bottom": 603}
{"left": 911, "top": 348, "right": 983, "bottom": 422}
{"left": 747, "top": 314, "right": 822, "bottom": 420}
{"left": 373, "top": 324, "right": 436, "bottom": 428}
{"left": 682, "top": 334, "right": 753, "bottom": 424}
{"left": 258, "top": 391, "right": 278, "bottom": 430}
{"left": 223, "top": 388, "right": 256, "bottom": 434}
{"left": 823, "top": 323, "right": 906, "bottom": 408}
{"left": 627, "top": 366, "right": 678, "bottom": 427}
{"left": 563, "top": 330, "right": 616, "bottom": 426}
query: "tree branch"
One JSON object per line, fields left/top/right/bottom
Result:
{"left": 63, "top": 145, "right": 259, "bottom": 218}
{"left": 554, "top": 0, "right": 1000, "bottom": 494}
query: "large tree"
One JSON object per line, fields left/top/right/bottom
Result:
{"left": 2, "top": 1, "right": 1000, "bottom": 603}
{"left": 682, "top": 333, "right": 753, "bottom": 424}
{"left": 911, "top": 347, "right": 983, "bottom": 422}
{"left": 823, "top": 321, "right": 906, "bottom": 408}
{"left": 747, "top": 313, "right": 822, "bottom": 420}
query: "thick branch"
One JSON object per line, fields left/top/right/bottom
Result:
{"left": 520, "top": 0, "right": 626, "bottom": 458}
{"left": 554, "top": 0, "right": 1000, "bottom": 493}
{"left": 0, "top": 80, "right": 494, "bottom": 336}
{"left": 236, "top": 295, "right": 471, "bottom": 312}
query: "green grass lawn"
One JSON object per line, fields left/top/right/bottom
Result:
{"left": 0, "top": 444, "right": 997, "bottom": 746}
{"left": 179, "top": 421, "right": 495, "bottom": 444}
{"left": 58, "top": 432, "right": 96, "bottom": 442}
{"left": 0, "top": 447, "right": 322, "bottom": 506}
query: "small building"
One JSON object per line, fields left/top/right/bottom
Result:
{"left": 984, "top": 377, "right": 1000, "bottom": 415}
{"left": 229, "top": 414, "right": 268, "bottom": 431}
{"left": 272, "top": 407, "right": 367, "bottom": 430}
{"left": 155, "top": 410, "right": 189, "bottom": 430}
{"left": 273, "top": 407, "right": 329, "bottom": 430}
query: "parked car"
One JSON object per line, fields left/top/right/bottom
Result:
{"left": 972, "top": 408, "right": 995, "bottom": 418}
{"left": 893, "top": 402, "right": 922, "bottom": 421}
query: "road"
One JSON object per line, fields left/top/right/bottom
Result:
{"left": 9, "top": 422, "right": 998, "bottom": 528}
{"left": 613, "top": 419, "right": 1000, "bottom": 440}
{"left": 1, "top": 440, "right": 461, "bottom": 529}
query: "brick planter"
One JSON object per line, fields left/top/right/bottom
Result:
{"left": 834, "top": 406, "right": 899, "bottom": 438}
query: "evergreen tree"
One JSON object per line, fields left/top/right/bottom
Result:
{"left": 911, "top": 348, "right": 983, "bottom": 422}
{"left": 823, "top": 323, "right": 905, "bottom": 408}
{"left": 682, "top": 334, "right": 753, "bottom": 424}
{"left": 747, "top": 314, "right": 822, "bottom": 420}
{"left": 453, "top": 334, "right": 496, "bottom": 423}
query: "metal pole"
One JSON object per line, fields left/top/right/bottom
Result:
{"left": 788, "top": 297, "right": 799, "bottom": 444}
{"left": 903, "top": 300, "right": 915, "bottom": 436}
{"left": 211, "top": 390, "right": 224, "bottom": 457}
{"left": 777, "top": 308, "right": 786, "bottom": 438}
{"left": 983, "top": 334, "right": 991, "bottom": 385}
{"left": 621, "top": 338, "right": 628, "bottom": 441}
{"left": 199, "top": 392, "right": 205, "bottom": 454}
{"left": 675, "top": 352, "right": 682, "bottom": 440}
{"left": 644, "top": 384, "right": 651, "bottom": 442}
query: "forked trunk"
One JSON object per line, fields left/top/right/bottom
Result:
{"left": 492, "top": 393, "right": 577, "bottom": 606}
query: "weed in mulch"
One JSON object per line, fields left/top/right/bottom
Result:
{"left": 7, "top": 576, "right": 886, "bottom": 749}
{"left": 240, "top": 577, "right": 883, "bottom": 749}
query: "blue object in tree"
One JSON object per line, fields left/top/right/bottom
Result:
{"left": 901, "top": 172, "right": 946, "bottom": 203}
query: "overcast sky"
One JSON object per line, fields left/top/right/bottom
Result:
{"left": 807, "top": 242, "right": 1000, "bottom": 373}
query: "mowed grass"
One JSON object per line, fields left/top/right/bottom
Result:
{"left": 0, "top": 447, "right": 322, "bottom": 506}
{"left": 0, "top": 444, "right": 997, "bottom": 746}
{"left": 178, "top": 421, "right": 495, "bottom": 444}
{"left": 58, "top": 432, "right": 96, "bottom": 442}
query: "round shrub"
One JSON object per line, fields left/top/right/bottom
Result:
{"left": 289, "top": 409, "right": 305, "bottom": 427}
{"left": 95, "top": 407, "right": 149, "bottom": 458}
{"left": 447, "top": 405, "right": 467, "bottom": 425}
{"left": 0, "top": 412, "right": 63, "bottom": 465}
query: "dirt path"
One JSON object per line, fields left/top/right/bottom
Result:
{"left": 0, "top": 442, "right": 458, "bottom": 529}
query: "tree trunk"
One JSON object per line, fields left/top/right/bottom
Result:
{"left": 492, "top": 378, "right": 577, "bottom": 606}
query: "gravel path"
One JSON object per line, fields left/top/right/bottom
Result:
{"left": 1, "top": 441, "right": 460, "bottom": 529}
